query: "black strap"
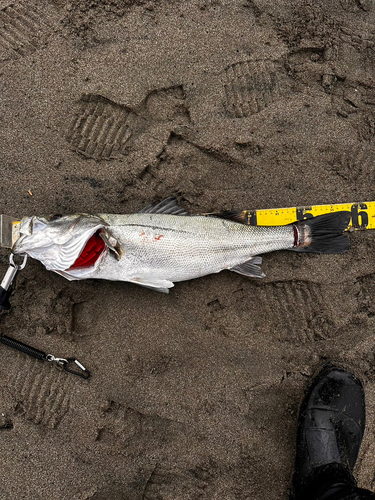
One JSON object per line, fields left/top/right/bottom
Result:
{"left": 0, "top": 334, "right": 47, "bottom": 361}
{"left": 0, "top": 254, "right": 90, "bottom": 379}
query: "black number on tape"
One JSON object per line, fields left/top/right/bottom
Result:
{"left": 351, "top": 204, "right": 368, "bottom": 229}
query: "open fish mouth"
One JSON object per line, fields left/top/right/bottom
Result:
{"left": 12, "top": 214, "right": 115, "bottom": 275}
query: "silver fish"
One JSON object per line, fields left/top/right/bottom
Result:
{"left": 12, "top": 197, "right": 351, "bottom": 293}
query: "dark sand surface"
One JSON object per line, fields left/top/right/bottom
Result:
{"left": 1, "top": 0, "right": 375, "bottom": 498}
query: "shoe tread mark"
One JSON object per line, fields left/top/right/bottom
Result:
{"left": 203, "top": 280, "right": 331, "bottom": 342}
{"left": 223, "top": 60, "right": 287, "bottom": 118}
{"left": 11, "top": 355, "right": 73, "bottom": 428}
{"left": 261, "top": 281, "right": 333, "bottom": 343}
{"left": 97, "top": 400, "right": 188, "bottom": 453}
{"left": 66, "top": 94, "right": 134, "bottom": 160}
{"left": 143, "top": 463, "right": 212, "bottom": 500}
{"left": 0, "top": 1, "right": 54, "bottom": 61}
{"left": 96, "top": 402, "right": 142, "bottom": 448}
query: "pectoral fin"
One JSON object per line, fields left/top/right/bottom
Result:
{"left": 230, "top": 257, "right": 265, "bottom": 278}
{"left": 129, "top": 278, "right": 175, "bottom": 293}
{"left": 99, "top": 231, "right": 121, "bottom": 260}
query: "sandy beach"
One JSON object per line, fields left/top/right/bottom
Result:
{"left": 1, "top": 0, "right": 375, "bottom": 498}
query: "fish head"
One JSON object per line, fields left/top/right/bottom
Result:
{"left": 13, "top": 214, "right": 115, "bottom": 274}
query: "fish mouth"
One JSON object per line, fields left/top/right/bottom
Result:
{"left": 12, "top": 214, "right": 113, "bottom": 276}
{"left": 67, "top": 230, "right": 106, "bottom": 270}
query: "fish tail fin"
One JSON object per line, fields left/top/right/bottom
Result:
{"left": 291, "top": 211, "right": 351, "bottom": 254}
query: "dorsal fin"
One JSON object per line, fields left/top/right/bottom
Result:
{"left": 213, "top": 210, "right": 251, "bottom": 225}
{"left": 137, "top": 196, "right": 189, "bottom": 216}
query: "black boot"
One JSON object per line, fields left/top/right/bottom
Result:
{"left": 292, "top": 364, "right": 366, "bottom": 500}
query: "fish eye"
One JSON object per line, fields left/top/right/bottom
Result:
{"left": 50, "top": 214, "right": 62, "bottom": 221}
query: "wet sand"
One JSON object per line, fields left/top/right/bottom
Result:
{"left": 1, "top": 0, "right": 375, "bottom": 498}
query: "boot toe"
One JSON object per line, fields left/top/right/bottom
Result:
{"left": 293, "top": 365, "right": 365, "bottom": 498}
{"left": 308, "top": 369, "right": 365, "bottom": 426}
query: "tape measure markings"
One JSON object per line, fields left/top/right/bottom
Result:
{"left": 246, "top": 201, "right": 375, "bottom": 230}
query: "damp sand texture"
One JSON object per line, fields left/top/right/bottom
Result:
{"left": 1, "top": 1, "right": 375, "bottom": 499}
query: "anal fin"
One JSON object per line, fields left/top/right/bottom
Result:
{"left": 230, "top": 256, "right": 265, "bottom": 278}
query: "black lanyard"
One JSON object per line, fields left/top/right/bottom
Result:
{"left": 0, "top": 253, "right": 90, "bottom": 379}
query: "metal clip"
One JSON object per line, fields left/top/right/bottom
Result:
{"left": 1, "top": 254, "right": 27, "bottom": 290}
{"left": 63, "top": 358, "right": 91, "bottom": 379}
{"left": 46, "top": 354, "right": 90, "bottom": 379}
{"left": 46, "top": 354, "right": 68, "bottom": 365}
{"left": 9, "top": 253, "right": 28, "bottom": 270}
{"left": 0, "top": 254, "right": 28, "bottom": 310}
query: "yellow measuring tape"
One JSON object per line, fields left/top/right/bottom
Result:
{"left": 244, "top": 201, "right": 374, "bottom": 230}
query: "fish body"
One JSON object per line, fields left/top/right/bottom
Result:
{"left": 90, "top": 213, "right": 294, "bottom": 282}
{"left": 12, "top": 198, "right": 351, "bottom": 293}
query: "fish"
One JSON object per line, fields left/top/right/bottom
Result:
{"left": 12, "top": 197, "right": 351, "bottom": 293}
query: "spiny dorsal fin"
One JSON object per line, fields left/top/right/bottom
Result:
{"left": 137, "top": 196, "right": 189, "bottom": 216}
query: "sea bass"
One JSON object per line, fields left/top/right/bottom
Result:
{"left": 12, "top": 197, "right": 351, "bottom": 293}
